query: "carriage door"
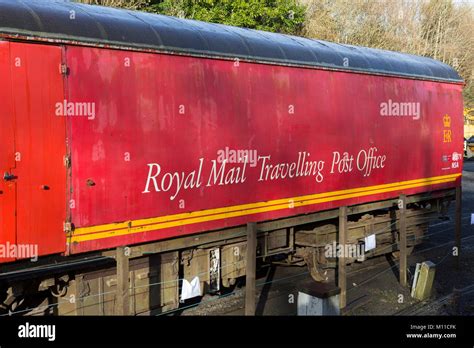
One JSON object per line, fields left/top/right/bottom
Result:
{"left": 4, "top": 42, "right": 67, "bottom": 259}
{"left": 0, "top": 42, "right": 16, "bottom": 262}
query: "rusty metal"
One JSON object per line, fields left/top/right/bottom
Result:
{"left": 245, "top": 222, "right": 257, "bottom": 316}
{"left": 399, "top": 194, "right": 408, "bottom": 287}
{"left": 338, "top": 206, "right": 348, "bottom": 309}
{"left": 116, "top": 247, "right": 130, "bottom": 315}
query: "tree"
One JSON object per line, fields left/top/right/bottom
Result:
{"left": 146, "top": 0, "right": 306, "bottom": 35}
{"left": 301, "top": 0, "right": 474, "bottom": 108}
{"left": 77, "top": 0, "right": 149, "bottom": 10}
{"left": 74, "top": 0, "right": 473, "bottom": 107}
{"left": 76, "top": 0, "right": 305, "bottom": 35}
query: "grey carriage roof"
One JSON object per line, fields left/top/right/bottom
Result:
{"left": 0, "top": 0, "right": 463, "bottom": 83}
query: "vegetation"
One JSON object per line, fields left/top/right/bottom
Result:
{"left": 301, "top": 0, "right": 474, "bottom": 108}
{"left": 78, "top": 0, "right": 305, "bottom": 34}
{"left": 76, "top": 0, "right": 473, "bottom": 108}
{"left": 78, "top": 0, "right": 150, "bottom": 10}
{"left": 148, "top": 0, "right": 305, "bottom": 34}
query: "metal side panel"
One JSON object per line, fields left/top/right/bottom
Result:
{"left": 8, "top": 41, "right": 67, "bottom": 260}
{"left": 0, "top": 41, "right": 16, "bottom": 263}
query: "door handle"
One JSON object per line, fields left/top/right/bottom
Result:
{"left": 3, "top": 172, "right": 16, "bottom": 181}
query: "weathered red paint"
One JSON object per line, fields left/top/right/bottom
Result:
{"left": 0, "top": 40, "right": 464, "bottom": 261}
{"left": 0, "top": 41, "right": 16, "bottom": 263}
{"left": 0, "top": 42, "right": 67, "bottom": 261}
{"left": 64, "top": 46, "right": 463, "bottom": 253}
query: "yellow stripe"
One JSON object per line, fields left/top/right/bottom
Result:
{"left": 74, "top": 173, "right": 459, "bottom": 235}
{"left": 71, "top": 173, "right": 460, "bottom": 243}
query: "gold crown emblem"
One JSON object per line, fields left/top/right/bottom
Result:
{"left": 443, "top": 114, "right": 451, "bottom": 128}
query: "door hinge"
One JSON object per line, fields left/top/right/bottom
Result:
{"left": 59, "top": 63, "right": 70, "bottom": 76}
{"left": 63, "top": 154, "right": 71, "bottom": 168}
{"left": 64, "top": 221, "right": 73, "bottom": 233}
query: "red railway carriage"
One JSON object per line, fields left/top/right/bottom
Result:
{"left": 0, "top": 0, "right": 463, "bottom": 265}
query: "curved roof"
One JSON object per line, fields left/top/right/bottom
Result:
{"left": 0, "top": 0, "right": 463, "bottom": 83}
